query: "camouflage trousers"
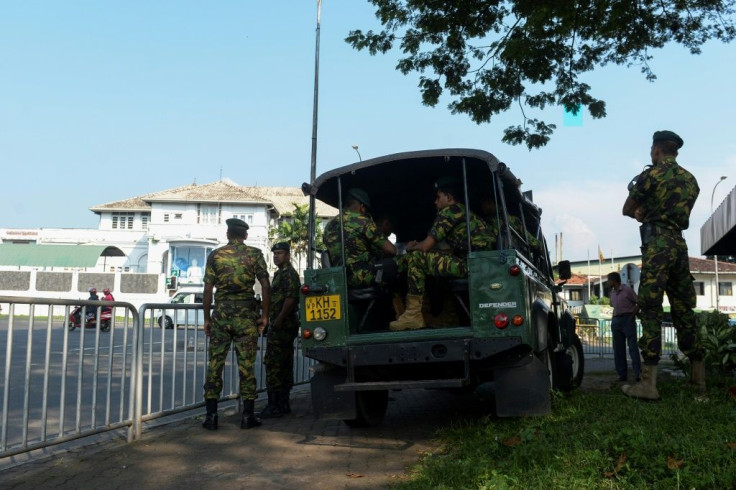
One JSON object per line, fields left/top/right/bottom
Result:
{"left": 264, "top": 320, "right": 299, "bottom": 391}
{"left": 406, "top": 250, "right": 466, "bottom": 295}
{"left": 637, "top": 234, "right": 703, "bottom": 364}
{"left": 203, "top": 303, "right": 259, "bottom": 401}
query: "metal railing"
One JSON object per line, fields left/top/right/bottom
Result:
{"left": 576, "top": 317, "right": 679, "bottom": 358}
{"left": 0, "top": 296, "right": 313, "bottom": 459}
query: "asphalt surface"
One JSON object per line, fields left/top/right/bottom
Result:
{"left": 0, "top": 357, "right": 624, "bottom": 489}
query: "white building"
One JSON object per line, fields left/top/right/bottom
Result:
{"left": 0, "top": 179, "right": 335, "bottom": 308}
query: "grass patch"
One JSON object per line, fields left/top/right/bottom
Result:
{"left": 397, "top": 376, "right": 736, "bottom": 489}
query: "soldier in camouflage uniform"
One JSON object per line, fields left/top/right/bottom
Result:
{"left": 259, "top": 242, "right": 301, "bottom": 419}
{"left": 621, "top": 130, "right": 704, "bottom": 400}
{"left": 390, "top": 177, "right": 495, "bottom": 331}
{"left": 322, "top": 188, "right": 398, "bottom": 287}
{"left": 201, "top": 218, "right": 271, "bottom": 429}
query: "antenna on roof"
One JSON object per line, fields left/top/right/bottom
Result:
{"left": 193, "top": 178, "right": 197, "bottom": 185}
{"left": 220, "top": 166, "right": 223, "bottom": 180}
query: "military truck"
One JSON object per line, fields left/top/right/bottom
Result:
{"left": 299, "top": 149, "right": 583, "bottom": 426}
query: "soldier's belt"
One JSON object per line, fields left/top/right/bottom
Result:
{"left": 218, "top": 299, "right": 256, "bottom": 307}
{"left": 640, "top": 223, "right": 682, "bottom": 246}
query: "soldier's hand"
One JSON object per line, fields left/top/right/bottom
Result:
{"left": 256, "top": 316, "right": 267, "bottom": 331}
{"left": 204, "top": 320, "right": 212, "bottom": 337}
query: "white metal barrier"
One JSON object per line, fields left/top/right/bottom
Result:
{"left": 0, "top": 296, "right": 313, "bottom": 459}
{"left": 577, "top": 317, "right": 679, "bottom": 357}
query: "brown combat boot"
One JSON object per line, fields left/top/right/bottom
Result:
{"left": 389, "top": 294, "right": 426, "bottom": 331}
{"left": 622, "top": 364, "right": 660, "bottom": 400}
{"left": 391, "top": 292, "right": 405, "bottom": 320}
{"left": 689, "top": 359, "right": 707, "bottom": 395}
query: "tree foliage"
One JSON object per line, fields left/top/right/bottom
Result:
{"left": 346, "top": 0, "right": 735, "bottom": 149}
{"left": 269, "top": 203, "right": 323, "bottom": 270}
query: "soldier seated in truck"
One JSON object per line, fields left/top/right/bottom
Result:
{"left": 389, "top": 176, "right": 495, "bottom": 331}
{"left": 322, "top": 187, "right": 398, "bottom": 288}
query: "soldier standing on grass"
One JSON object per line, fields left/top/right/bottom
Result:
{"left": 201, "top": 218, "right": 271, "bottom": 430}
{"left": 621, "top": 130, "right": 705, "bottom": 400}
{"left": 259, "top": 242, "right": 301, "bottom": 419}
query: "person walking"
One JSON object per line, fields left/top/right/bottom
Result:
{"left": 259, "top": 242, "right": 301, "bottom": 419}
{"left": 621, "top": 130, "right": 704, "bottom": 400}
{"left": 389, "top": 176, "right": 494, "bottom": 331}
{"left": 607, "top": 272, "right": 641, "bottom": 382}
{"left": 201, "top": 218, "right": 271, "bottom": 429}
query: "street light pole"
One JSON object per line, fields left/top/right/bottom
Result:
{"left": 711, "top": 175, "right": 727, "bottom": 311}
{"left": 352, "top": 145, "right": 362, "bottom": 161}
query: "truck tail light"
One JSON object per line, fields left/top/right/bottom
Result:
{"left": 302, "top": 328, "right": 312, "bottom": 339}
{"left": 509, "top": 264, "right": 521, "bottom": 276}
{"left": 494, "top": 313, "right": 509, "bottom": 329}
{"left": 512, "top": 314, "right": 524, "bottom": 326}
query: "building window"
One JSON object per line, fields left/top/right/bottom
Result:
{"left": 198, "top": 204, "right": 220, "bottom": 224}
{"left": 232, "top": 213, "right": 254, "bottom": 225}
{"left": 112, "top": 212, "right": 134, "bottom": 229}
{"left": 719, "top": 282, "right": 733, "bottom": 296}
{"left": 568, "top": 290, "right": 582, "bottom": 301}
{"left": 164, "top": 214, "right": 170, "bottom": 223}
{"left": 693, "top": 281, "right": 704, "bottom": 296}
{"left": 174, "top": 213, "right": 183, "bottom": 220}
{"left": 141, "top": 213, "right": 150, "bottom": 230}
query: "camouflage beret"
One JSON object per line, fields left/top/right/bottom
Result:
{"left": 225, "top": 218, "right": 249, "bottom": 232}
{"left": 346, "top": 188, "right": 371, "bottom": 208}
{"left": 652, "top": 130, "right": 684, "bottom": 149}
{"left": 271, "top": 242, "right": 290, "bottom": 252}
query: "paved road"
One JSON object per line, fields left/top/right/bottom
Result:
{"left": 0, "top": 358, "right": 622, "bottom": 489}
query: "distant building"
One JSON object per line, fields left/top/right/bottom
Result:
{"left": 559, "top": 256, "right": 736, "bottom": 314}
{"left": 0, "top": 179, "right": 336, "bottom": 308}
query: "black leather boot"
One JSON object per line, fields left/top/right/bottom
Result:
{"left": 241, "top": 399, "right": 262, "bottom": 429}
{"left": 279, "top": 388, "right": 291, "bottom": 414}
{"left": 259, "top": 391, "right": 283, "bottom": 419}
{"left": 202, "top": 398, "right": 218, "bottom": 430}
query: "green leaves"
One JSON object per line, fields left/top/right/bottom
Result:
{"left": 347, "top": 0, "right": 736, "bottom": 149}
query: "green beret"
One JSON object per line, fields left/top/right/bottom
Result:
{"left": 346, "top": 188, "right": 371, "bottom": 208}
{"left": 652, "top": 130, "right": 683, "bottom": 149}
{"left": 271, "top": 242, "right": 290, "bottom": 252}
{"left": 435, "top": 176, "right": 460, "bottom": 191}
{"left": 226, "top": 218, "right": 249, "bottom": 232}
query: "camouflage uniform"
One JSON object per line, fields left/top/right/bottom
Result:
{"left": 203, "top": 239, "right": 269, "bottom": 401}
{"left": 264, "top": 261, "right": 300, "bottom": 391}
{"left": 407, "top": 203, "right": 494, "bottom": 295}
{"left": 323, "top": 210, "right": 387, "bottom": 287}
{"left": 628, "top": 156, "right": 702, "bottom": 364}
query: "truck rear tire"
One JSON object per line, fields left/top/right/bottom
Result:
{"left": 343, "top": 390, "right": 388, "bottom": 428}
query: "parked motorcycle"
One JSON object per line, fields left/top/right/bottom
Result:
{"left": 69, "top": 305, "right": 112, "bottom": 332}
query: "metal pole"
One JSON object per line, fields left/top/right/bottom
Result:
{"left": 306, "top": 0, "right": 322, "bottom": 269}
{"left": 711, "top": 176, "right": 727, "bottom": 311}
{"left": 352, "top": 145, "right": 362, "bottom": 161}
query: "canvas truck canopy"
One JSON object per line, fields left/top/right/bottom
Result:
{"left": 302, "top": 148, "right": 542, "bottom": 244}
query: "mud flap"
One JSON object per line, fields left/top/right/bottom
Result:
{"left": 494, "top": 353, "right": 551, "bottom": 417}
{"left": 310, "top": 365, "right": 356, "bottom": 420}
{"left": 553, "top": 349, "right": 574, "bottom": 391}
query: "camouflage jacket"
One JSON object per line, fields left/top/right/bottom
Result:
{"left": 430, "top": 203, "right": 494, "bottom": 254}
{"left": 203, "top": 239, "right": 269, "bottom": 303}
{"left": 270, "top": 262, "right": 300, "bottom": 325}
{"left": 629, "top": 156, "right": 699, "bottom": 231}
{"left": 323, "top": 210, "right": 386, "bottom": 269}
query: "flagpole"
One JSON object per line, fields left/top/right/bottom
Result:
{"left": 587, "top": 250, "right": 591, "bottom": 301}
{"left": 598, "top": 245, "right": 602, "bottom": 299}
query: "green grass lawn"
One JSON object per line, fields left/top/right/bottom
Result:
{"left": 397, "top": 374, "right": 736, "bottom": 489}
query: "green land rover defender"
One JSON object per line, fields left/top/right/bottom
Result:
{"left": 299, "top": 149, "right": 583, "bottom": 426}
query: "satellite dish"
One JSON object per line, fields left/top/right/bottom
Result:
{"left": 620, "top": 263, "right": 641, "bottom": 294}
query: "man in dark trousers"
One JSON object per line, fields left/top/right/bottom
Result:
{"left": 607, "top": 272, "right": 640, "bottom": 382}
{"left": 259, "top": 242, "right": 301, "bottom": 418}
{"left": 201, "top": 218, "right": 271, "bottom": 429}
{"left": 621, "top": 130, "right": 704, "bottom": 400}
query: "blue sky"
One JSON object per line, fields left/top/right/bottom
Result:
{"left": 2, "top": 1, "right": 734, "bottom": 262}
